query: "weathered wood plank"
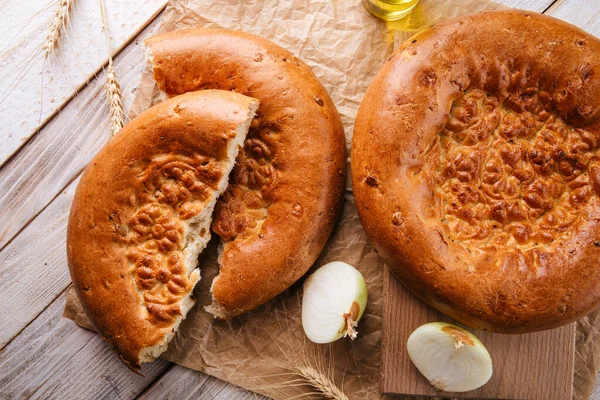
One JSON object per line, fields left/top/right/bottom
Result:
{"left": 0, "top": 16, "right": 161, "bottom": 251}
{"left": 0, "top": 290, "right": 171, "bottom": 399}
{"left": 138, "top": 365, "right": 267, "bottom": 400}
{"left": 0, "top": 177, "right": 77, "bottom": 348}
{"left": 212, "top": 383, "right": 265, "bottom": 400}
{"left": 593, "top": 374, "right": 600, "bottom": 399}
{"left": 499, "top": 0, "right": 555, "bottom": 12}
{"left": 546, "top": 0, "right": 600, "bottom": 36}
{"left": 0, "top": 0, "right": 167, "bottom": 167}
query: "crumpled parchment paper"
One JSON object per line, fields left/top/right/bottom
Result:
{"left": 64, "top": 0, "right": 600, "bottom": 398}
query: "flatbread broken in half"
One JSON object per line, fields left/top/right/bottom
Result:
{"left": 67, "top": 90, "right": 258, "bottom": 369}
{"left": 144, "top": 28, "right": 347, "bottom": 319}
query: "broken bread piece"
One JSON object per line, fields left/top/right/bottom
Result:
{"left": 144, "top": 28, "right": 347, "bottom": 319}
{"left": 67, "top": 90, "right": 258, "bottom": 369}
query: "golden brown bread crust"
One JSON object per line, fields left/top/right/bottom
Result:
{"left": 67, "top": 90, "right": 257, "bottom": 368}
{"left": 352, "top": 10, "right": 600, "bottom": 333}
{"left": 145, "top": 29, "right": 346, "bottom": 317}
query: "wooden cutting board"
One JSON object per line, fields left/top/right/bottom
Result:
{"left": 381, "top": 265, "right": 576, "bottom": 399}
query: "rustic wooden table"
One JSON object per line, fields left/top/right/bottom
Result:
{"left": 1, "top": 0, "right": 599, "bottom": 398}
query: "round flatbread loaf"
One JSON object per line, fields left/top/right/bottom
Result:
{"left": 144, "top": 29, "right": 346, "bottom": 318}
{"left": 67, "top": 90, "right": 258, "bottom": 369}
{"left": 352, "top": 10, "right": 600, "bottom": 333}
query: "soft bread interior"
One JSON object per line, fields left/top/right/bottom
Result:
{"left": 142, "top": 45, "right": 169, "bottom": 106}
{"left": 205, "top": 242, "right": 231, "bottom": 318}
{"left": 137, "top": 98, "right": 259, "bottom": 363}
{"left": 206, "top": 282, "right": 229, "bottom": 318}
{"left": 206, "top": 285, "right": 233, "bottom": 319}
{"left": 145, "top": 43, "right": 247, "bottom": 321}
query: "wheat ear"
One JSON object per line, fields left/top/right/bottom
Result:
{"left": 105, "top": 60, "right": 124, "bottom": 135}
{"left": 43, "top": 0, "right": 74, "bottom": 59}
{"left": 297, "top": 366, "right": 349, "bottom": 400}
{"left": 99, "top": 0, "right": 124, "bottom": 135}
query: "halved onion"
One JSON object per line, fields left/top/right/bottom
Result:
{"left": 301, "top": 261, "right": 368, "bottom": 344}
{"left": 407, "top": 322, "right": 493, "bottom": 392}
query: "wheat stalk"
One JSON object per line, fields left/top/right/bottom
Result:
{"left": 43, "top": 0, "right": 74, "bottom": 59}
{"left": 105, "top": 60, "right": 124, "bottom": 135}
{"left": 296, "top": 366, "right": 349, "bottom": 400}
{"left": 99, "top": 0, "right": 124, "bottom": 135}
{"left": 235, "top": 297, "right": 351, "bottom": 400}
{"left": 273, "top": 297, "right": 350, "bottom": 400}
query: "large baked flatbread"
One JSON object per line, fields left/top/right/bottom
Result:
{"left": 353, "top": 10, "right": 600, "bottom": 333}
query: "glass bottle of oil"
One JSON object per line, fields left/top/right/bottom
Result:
{"left": 362, "top": 0, "right": 420, "bottom": 21}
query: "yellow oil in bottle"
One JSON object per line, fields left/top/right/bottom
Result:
{"left": 362, "top": 0, "right": 420, "bottom": 21}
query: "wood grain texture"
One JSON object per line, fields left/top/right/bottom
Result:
{"left": 0, "top": 290, "right": 171, "bottom": 399}
{"left": 499, "top": 0, "right": 555, "bottom": 12}
{"left": 0, "top": 17, "right": 160, "bottom": 251}
{"left": 0, "top": 177, "right": 77, "bottom": 348}
{"left": 546, "top": 0, "right": 600, "bottom": 36}
{"left": 139, "top": 365, "right": 267, "bottom": 400}
{"left": 0, "top": 16, "right": 157, "bottom": 344}
{"left": 381, "top": 266, "right": 576, "bottom": 399}
{"left": 0, "top": 0, "right": 167, "bottom": 168}
{"left": 593, "top": 374, "right": 600, "bottom": 399}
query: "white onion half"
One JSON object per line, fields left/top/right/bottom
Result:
{"left": 407, "top": 322, "right": 493, "bottom": 392}
{"left": 302, "top": 261, "right": 368, "bottom": 344}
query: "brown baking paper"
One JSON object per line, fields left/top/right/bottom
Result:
{"left": 64, "top": 0, "right": 600, "bottom": 398}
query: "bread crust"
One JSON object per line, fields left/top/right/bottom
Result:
{"left": 145, "top": 29, "right": 346, "bottom": 317}
{"left": 352, "top": 10, "right": 600, "bottom": 333}
{"left": 67, "top": 90, "right": 257, "bottom": 368}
